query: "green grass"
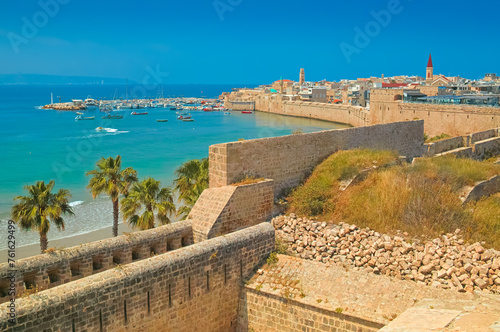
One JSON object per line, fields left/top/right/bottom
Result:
{"left": 288, "top": 149, "right": 399, "bottom": 216}
{"left": 287, "top": 151, "right": 500, "bottom": 249}
{"left": 425, "top": 133, "right": 451, "bottom": 143}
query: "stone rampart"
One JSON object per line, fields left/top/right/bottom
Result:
{"left": 209, "top": 121, "right": 424, "bottom": 196}
{"left": 189, "top": 180, "right": 274, "bottom": 242}
{"left": 0, "top": 223, "right": 275, "bottom": 332}
{"left": 370, "top": 89, "right": 500, "bottom": 136}
{"left": 227, "top": 93, "right": 368, "bottom": 127}
{"left": 0, "top": 221, "right": 193, "bottom": 304}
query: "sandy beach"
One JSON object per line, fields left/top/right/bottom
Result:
{"left": 0, "top": 222, "right": 137, "bottom": 261}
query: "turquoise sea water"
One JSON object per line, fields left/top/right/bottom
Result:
{"left": 0, "top": 84, "right": 349, "bottom": 248}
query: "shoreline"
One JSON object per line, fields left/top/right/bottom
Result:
{"left": 0, "top": 222, "right": 137, "bottom": 260}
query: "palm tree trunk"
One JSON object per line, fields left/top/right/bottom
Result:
{"left": 40, "top": 231, "right": 48, "bottom": 253}
{"left": 113, "top": 199, "right": 119, "bottom": 237}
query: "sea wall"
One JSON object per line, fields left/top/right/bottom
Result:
{"left": 209, "top": 121, "right": 424, "bottom": 196}
{"left": 0, "top": 221, "right": 193, "bottom": 304}
{"left": 226, "top": 96, "right": 368, "bottom": 127}
{"left": 189, "top": 180, "right": 274, "bottom": 242}
{"left": 0, "top": 223, "right": 275, "bottom": 332}
{"left": 370, "top": 89, "right": 500, "bottom": 136}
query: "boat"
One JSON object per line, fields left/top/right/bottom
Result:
{"left": 177, "top": 115, "right": 192, "bottom": 120}
{"left": 182, "top": 118, "right": 194, "bottom": 122}
{"left": 131, "top": 111, "right": 148, "bottom": 115}
{"left": 203, "top": 107, "right": 214, "bottom": 112}
{"left": 241, "top": 111, "right": 253, "bottom": 114}
{"left": 224, "top": 112, "right": 231, "bottom": 115}
{"left": 85, "top": 97, "right": 99, "bottom": 109}
{"left": 102, "top": 113, "right": 124, "bottom": 119}
{"left": 95, "top": 127, "right": 104, "bottom": 131}
{"left": 76, "top": 112, "right": 84, "bottom": 115}
{"left": 156, "top": 119, "right": 169, "bottom": 122}
{"left": 75, "top": 116, "right": 95, "bottom": 120}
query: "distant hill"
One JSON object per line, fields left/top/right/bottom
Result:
{"left": 0, "top": 74, "right": 136, "bottom": 85}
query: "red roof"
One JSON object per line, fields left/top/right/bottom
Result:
{"left": 427, "top": 54, "right": 433, "bottom": 68}
{"left": 382, "top": 83, "right": 408, "bottom": 88}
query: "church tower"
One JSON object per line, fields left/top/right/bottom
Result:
{"left": 426, "top": 54, "right": 433, "bottom": 84}
{"left": 299, "top": 68, "right": 305, "bottom": 85}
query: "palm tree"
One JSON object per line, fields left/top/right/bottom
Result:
{"left": 120, "top": 177, "right": 176, "bottom": 230}
{"left": 86, "top": 156, "right": 138, "bottom": 237}
{"left": 11, "top": 180, "right": 73, "bottom": 253}
{"left": 173, "top": 158, "right": 209, "bottom": 219}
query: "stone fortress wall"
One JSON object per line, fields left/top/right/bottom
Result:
{"left": 0, "top": 221, "right": 193, "bottom": 304}
{"left": 209, "top": 121, "right": 425, "bottom": 196}
{"left": 225, "top": 95, "right": 369, "bottom": 127}
{"left": 370, "top": 89, "right": 500, "bottom": 137}
{"left": 226, "top": 89, "right": 500, "bottom": 138}
{"left": 0, "top": 223, "right": 275, "bottom": 332}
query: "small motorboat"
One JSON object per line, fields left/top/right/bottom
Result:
{"left": 76, "top": 111, "right": 84, "bottom": 115}
{"left": 156, "top": 119, "right": 169, "bottom": 122}
{"left": 177, "top": 115, "right": 192, "bottom": 120}
{"left": 182, "top": 118, "right": 194, "bottom": 122}
{"left": 224, "top": 112, "right": 230, "bottom": 115}
{"left": 131, "top": 111, "right": 148, "bottom": 115}
{"left": 241, "top": 111, "right": 253, "bottom": 114}
{"left": 102, "top": 113, "right": 124, "bottom": 119}
{"left": 95, "top": 127, "right": 104, "bottom": 131}
{"left": 75, "top": 115, "right": 95, "bottom": 120}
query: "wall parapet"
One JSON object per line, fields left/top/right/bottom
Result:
{"left": 0, "top": 221, "right": 193, "bottom": 303}
{"left": 0, "top": 222, "right": 275, "bottom": 332}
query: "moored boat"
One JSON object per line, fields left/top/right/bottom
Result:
{"left": 177, "top": 115, "right": 192, "bottom": 120}
{"left": 241, "top": 111, "right": 253, "bottom": 114}
{"left": 182, "top": 118, "right": 194, "bottom": 122}
{"left": 76, "top": 111, "right": 84, "bottom": 115}
{"left": 75, "top": 115, "right": 95, "bottom": 120}
{"left": 156, "top": 119, "right": 169, "bottom": 122}
{"left": 102, "top": 113, "right": 124, "bottom": 119}
{"left": 131, "top": 111, "right": 148, "bottom": 115}
{"left": 224, "top": 112, "right": 230, "bottom": 115}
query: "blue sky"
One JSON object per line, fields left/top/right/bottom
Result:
{"left": 0, "top": 0, "right": 498, "bottom": 84}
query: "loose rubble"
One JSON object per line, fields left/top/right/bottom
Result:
{"left": 272, "top": 214, "right": 500, "bottom": 294}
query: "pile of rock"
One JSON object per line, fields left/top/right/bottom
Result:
{"left": 272, "top": 214, "right": 500, "bottom": 294}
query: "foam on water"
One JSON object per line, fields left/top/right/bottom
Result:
{"left": 69, "top": 200, "right": 84, "bottom": 207}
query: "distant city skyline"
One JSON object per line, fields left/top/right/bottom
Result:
{"left": 1, "top": 0, "right": 499, "bottom": 84}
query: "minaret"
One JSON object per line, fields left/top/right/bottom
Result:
{"left": 426, "top": 54, "right": 433, "bottom": 84}
{"left": 299, "top": 68, "right": 305, "bottom": 85}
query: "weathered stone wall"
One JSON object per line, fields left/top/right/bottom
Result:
{"left": 0, "top": 223, "right": 275, "bottom": 332}
{"left": 238, "top": 289, "right": 381, "bottom": 332}
{"left": 425, "top": 136, "right": 466, "bottom": 156}
{"left": 424, "top": 127, "right": 500, "bottom": 160}
{"left": 370, "top": 89, "right": 500, "bottom": 136}
{"left": 209, "top": 121, "right": 425, "bottom": 196}
{"left": 189, "top": 180, "right": 274, "bottom": 242}
{"left": 0, "top": 221, "right": 193, "bottom": 304}
{"left": 227, "top": 93, "right": 369, "bottom": 127}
